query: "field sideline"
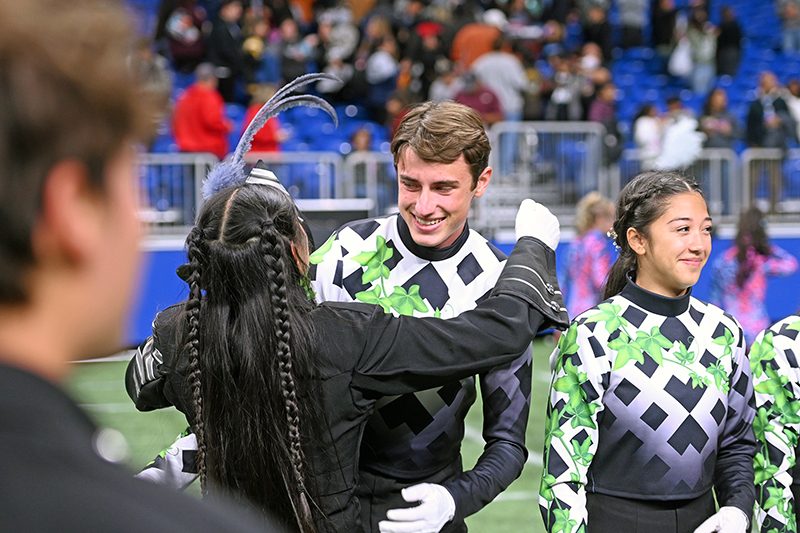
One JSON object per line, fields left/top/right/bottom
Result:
{"left": 66, "top": 337, "right": 556, "bottom": 533}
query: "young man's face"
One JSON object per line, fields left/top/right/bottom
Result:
{"left": 396, "top": 148, "right": 490, "bottom": 249}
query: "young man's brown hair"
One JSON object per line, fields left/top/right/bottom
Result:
{"left": 0, "top": 0, "right": 156, "bottom": 302}
{"left": 390, "top": 100, "right": 492, "bottom": 188}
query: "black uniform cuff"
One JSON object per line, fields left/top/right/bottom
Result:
{"left": 491, "top": 237, "right": 569, "bottom": 330}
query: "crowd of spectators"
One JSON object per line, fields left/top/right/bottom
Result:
{"left": 140, "top": 0, "right": 800, "bottom": 165}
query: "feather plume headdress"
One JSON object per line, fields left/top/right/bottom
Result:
{"left": 201, "top": 72, "right": 339, "bottom": 200}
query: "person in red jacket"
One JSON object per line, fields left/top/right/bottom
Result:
{"left": 172, "top": 62, "right": 232, "bottom": 159}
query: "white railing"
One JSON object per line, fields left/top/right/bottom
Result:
{"left": 478, "top": 121, "right": 607, "bottom": 240}
{"left": 615, "top": 148, "right": 741, "bottom": 221}
{"left": 137, "top": 132, "right": 800, "bottom": 242}
{"left": 137, "top": 152, "right": 217, "bottom": 231}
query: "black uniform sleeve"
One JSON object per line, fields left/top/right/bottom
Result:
{"left": 443, "top": 347, "right": 531, "bottom": 522}
{"left": 125, "top": 303, "right": 189, "bottom": 413}
{"left": 350, "top": 238, "right": 566, "bottom": 394}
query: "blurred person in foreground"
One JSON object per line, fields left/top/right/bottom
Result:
{"left": 0, "top": 0, "right": 277, "bottom": 531}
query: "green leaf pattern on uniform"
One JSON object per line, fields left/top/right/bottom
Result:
{"left": 349, "top": 235, "right": 430, "bottom": 316}
{"left": 750, "top": 321, "right": 800, "bottom": 533}
{"left": 542, "top": 301, "right": 740, "bottom": 533}
{"left": 309, "top": 232, "right": 337, "bottom": 264}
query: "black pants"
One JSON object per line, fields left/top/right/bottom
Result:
{"left": 356, "top": 457, "right": 466, "bottom": 533}
{"left": 586, "top": 491, "right": 716, "bottom": 533}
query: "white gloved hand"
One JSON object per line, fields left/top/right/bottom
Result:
{"left": 378, "top": 483, "right": 456, "bottom": 533}
{"left": 135, "top": 432, "right": 199, "bottom": 490}
{"left": 693, "top": 506, "right": 748, "bottom": 533}
{"left": 515, "top": 198, "right": 560, "bottom": 250}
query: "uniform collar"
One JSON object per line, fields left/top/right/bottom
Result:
{"left": 621, "top": 272, "right": 692, "bottom": 316}
{"left": 396, "top": 215, "right": 470, "bottom": 261}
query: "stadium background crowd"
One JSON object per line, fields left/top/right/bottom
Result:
{"left": 127, "top": 0, "right": 800, "bottom": 165}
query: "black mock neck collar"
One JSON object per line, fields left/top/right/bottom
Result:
{"left": 621, "top": 272, "right": 692, "bottom": 316}
{"left": 396, "top": 215, "right": 470, "bottom": 261}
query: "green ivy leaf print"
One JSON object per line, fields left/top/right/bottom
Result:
{"left": 570, "top": 437, "right": 594, "bottom": 466}
{"left": 632, "top": 326, "right": 672, "bottom": 365}
{"left": 544, "top": 408, "right": 565, "bottom": 448}
{"left": 355, "top": 286, "right": 391, "bottom": 313}
{"left": 385, "top": 285, "right": 429, "bottom": 316}
{"left": 309, "top": 232, "right": 337, "bottom": 264}
{"left": 539, "top": 473, "right": 557, "bottom": 502}
{"left": 763, "top": 486, "right": 785, "bottom": 512}
{"left": 351, "top": 236, "right": 393, "bottom": 284}
{"left": 773, "top": 396, "right": 800, "bottom": 426}
{"left": 567, "top": 400, "right": 598, "bottom": 430}
{"left": 754, "top": 452, "right": 780, "bottom": 485}
{"left": 559, "top": 324, "right": 580, "bottom": 356}
{"left": 608, "top": 331, "right": 644, "bottom": 370}
{"left": 688, "top": 370, "right": 709, "bottom": 389}
{"left": 755, "top": 366, "right": 797, "bottom": 423}
{"left": 712, "top": 327, "right": 736, "bottom": 357}
{"left": 749, "top": 332, "right": 776, "bottom": 379}
{"left": 786, "top": 319, "right": 800, "bottom": 332}
{"left": 553, "top": 359, "right": 589, "bottom": 409}
{"left": 675, "top": 341, "right": 696, "bottom": 365}
{"left": 753, "top": 407, "right": 775, "bottom": 442}
{"left": 552, "top": 508, "right": 578, "bottom": 533}
{"left": 554, "top": 324, "right": 580, "bottom": 374}
{"left": 585, "top": 302, "right": 628, "bottom": 334}
{"left": 706, "top": 361, "right": 730, "bottom": 393}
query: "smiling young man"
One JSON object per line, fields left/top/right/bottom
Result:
{"left": 310, "top": 100, "right": 560, "bottom": 533}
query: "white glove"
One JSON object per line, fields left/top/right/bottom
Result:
{"left": 135, "top": 432, "right": 199, "bottom": 490}
{"left": 693, "top": 506, "right": 749, "bottom": 533}
{"left": 378, "top": 483, "right": 456, "bottom": 533}
{"left": 515, "top": 198, "right": 560, "bottom": 250}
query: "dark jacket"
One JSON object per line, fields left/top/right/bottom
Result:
{"left": 0, "top": 362, "right": 276, "bottom": 532}
{"left": 127, "top": 238, "right": 568, "bottom": 532}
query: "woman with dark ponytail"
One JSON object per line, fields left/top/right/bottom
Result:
{"left": 540, "top": 170, "right": 757, "bottom": 533}
{"left": 128, "top": 182, "right": 568, "bottom": 533}
{"left": 708, "top": 206, "right": 798, "bottom": 346}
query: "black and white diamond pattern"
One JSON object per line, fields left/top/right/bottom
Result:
{"left": 312, "top": 214, "right": 531, "bottom": 479}
{"left": 542, "top": 290, "right": 755, "bottom": 531}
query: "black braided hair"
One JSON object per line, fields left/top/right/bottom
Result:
{"left": 184, "top": 226, "right": 208, "bottom": 495}
{"left": 260, "top": 220, "right": 315, "bottom": 532}
{"left": 603, "top": 170, "right": 705, "bottom": 299}
{"left": 184, "top": 183, "right": 320, "bottom": 532}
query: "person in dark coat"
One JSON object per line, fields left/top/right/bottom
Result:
{"left": 206, "top": 0, "right": 246, "bottom": 102}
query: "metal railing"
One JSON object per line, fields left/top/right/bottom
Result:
{"left": 741, "top": 148, "right": 800, "bottom": 217}
{"left": 137, "top": 152, "right": 217, "bottom": 231}
{"left": 615, "top": 148, "right": 741, "bottom": 221}
{"left": 340, "top": 151, "right": 397, "bottom": 217}
{"left": 243, "top": 151, "right": 343, "bottom": 199}
{"left": 136, "top": 132, "right": 800, "bottom": 241}
{"left": 478, "top": 121, "right": 607, "bottom": 240}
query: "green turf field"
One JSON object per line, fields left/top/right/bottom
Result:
{"left": 65, "top": 337, "right": 556, "bottom": 533}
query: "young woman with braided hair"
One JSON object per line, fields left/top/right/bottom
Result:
{"left": 540, "top": 170, "right": 757, "bottom": 533}
{"left": 128, "top": 182, "right": 568, "bottom": 533}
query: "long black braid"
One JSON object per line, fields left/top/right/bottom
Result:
{"left": 603, "top": 171, "right": 705, "bottom": 299}
{"left": 260, "top": 219, "right": 315, "bottom": 532}
{"left": 184, "top": 225, "right": 208, "bottom": 495}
